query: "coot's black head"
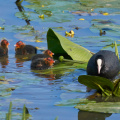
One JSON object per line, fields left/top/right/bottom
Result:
{"left": 95, "top": 55, "right": 105, "bottom": 74}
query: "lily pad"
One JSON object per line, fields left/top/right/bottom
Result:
{"left": 75, "top": 101, "right": 120, "bottom": 113}
{"left": 90, "top": 19, "right": 120, "bottom": 36}
{"left": 55, "top": 98, "right": 95, "bottom": 106}
{"left": 47, "top": 28, "right": 92, "bottom": 62}
{"left": 78, "top": 75, "right": 114, "bottom": 91}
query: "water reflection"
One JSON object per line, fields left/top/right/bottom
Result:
{"left": 88, "top": 93, "right": 120, "bottom": 102}
{"left": 0, "top": 56, "right": 9, "bottom": 68}
{"left": 15, "top": 0, "right": 30, "bottom": 25}
{"left": 78, "top": 111, "right": 111, "bottom": 120}
{"left": 15, "top": 54, "right": 35, "bottom": 67}
{"left": 33, "top": 70, "right": 62, "bottom": 81}
{"left": 31, "top": 61, "right": 78, "bottom": 81}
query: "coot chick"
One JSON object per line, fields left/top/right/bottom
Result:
{"left": 87, "top": 50, "right": 119, "bottom": 80}
{"left": 0, "top": 39, "right": 9, "bottom": 57}
{"left": 31, "top": 50, "right": 54, "bottom": 61}
{"left": 31, "top": 57, "right": 55, "bottom": 70}
{"left": 15, "top": 41, "right": 37, "bottom": 55}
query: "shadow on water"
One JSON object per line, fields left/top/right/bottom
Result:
{"left": 15, "top": 54, "right": 35, "bottom": 67}
{"left": 31, "top": 61, "right": 77, "bottom": 81}
{"left": 78, "top": 111, "right": 111, "bottom": 120}
{"left": 34, "top": 71, "right": 62, "bottom": 81}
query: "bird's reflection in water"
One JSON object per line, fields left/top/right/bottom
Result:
{"left": 15, "top": 54, "right": 35, "bottom": 67}
{"left": 0, "top": 56, "right": 9, "bottom": 68}
{"left": 78, "top": 110, "right": 111, "bottom": 120}
{"left": 32, "top": 61, "right": 79, "bottom": 82}
{"left": 36, "top": 73, "right": 56, "bottom": 81}
{"left": 33, "top": 70, "right": 62, "bottom": 81}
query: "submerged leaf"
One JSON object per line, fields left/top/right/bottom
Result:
{"left": 78, "top": 75, "right": 114, "bottom": 91}
{"left": 47, "top": 28, "right": 92, "bottom": 62}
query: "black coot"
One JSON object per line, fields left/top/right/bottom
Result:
{"left": 87, "top": 50, "right": 119, "bottom": 80}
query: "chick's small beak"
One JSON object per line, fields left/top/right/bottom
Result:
{"left": 14, "top": 44, "right": 20, "bottom": 48}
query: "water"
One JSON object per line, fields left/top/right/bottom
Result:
{"left": 0, "top": 0, "right": 120, "bottom": 119}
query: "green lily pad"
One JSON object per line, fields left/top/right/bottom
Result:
{"left": 55, "top": 98, "right": 95, "bottom": 106}
{"left": 75, "top": 101, "right": 120, "bottom": 113}
{"left": 90, "top": 19, "right": 120, "bottom": 36}
{"left": 78, "top": 75, "right": 114, "bottom": 91}
{"left": 47, "top": 28, "right": 92, "bottom": 62}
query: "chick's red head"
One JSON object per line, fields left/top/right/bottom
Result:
{"left": 1, "top": 39, "right": 9, "bottom": 48}
{"left": 15, "top": 41, "right": 25, "bottom": 48}
{"left": 44, "top": 57, "right": 55, "bottom": 66}
{"left": 44, "top": 50, "right": 54, "bottom": 57}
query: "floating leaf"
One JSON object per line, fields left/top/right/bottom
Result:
{"left": 58, "top": 56, "right": 86, "bottom": 64}
{"left": 47, "top": 28, "right": 92, "bottom": 62}
{"left": 90, "top": 19, "right": 120, "bottom": 36}
{"left": 75, "top": 101, "right": 120, "bottom": 113}
{"left": 55, "top": 98, "right": 95, "bottom": 106}
{"left": 78, "top": 75, "right": 114, "bottom": 91}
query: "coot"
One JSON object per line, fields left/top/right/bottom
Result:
{"left": 87, "top": 50, "right": 119, "bottom": 80}
{"left": 0, "top": 39, "right": 9, "bottom": 56}
{"left": 31, "top": 50, "right": 54, "bottom": 61}
{"left": 31, "top": 57, "right": 55, "bottom": 70}
{"left": 15, "top": 41, "right": 37, "bottom": 55}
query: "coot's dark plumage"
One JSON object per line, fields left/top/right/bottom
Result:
{"left": 0, "top": 39, "right": 9, "bottom": 57}
{"left": 31, "top": 50, "right": 54, "bottom": 61}
{"left": 15, "top": 41, "right": 37, "bottom": 55}
{"left": 87, "top": 50, "right": 119, "bottom": 80}
{"left": 31, "top": 57, "right": 55, "bottom": 70}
